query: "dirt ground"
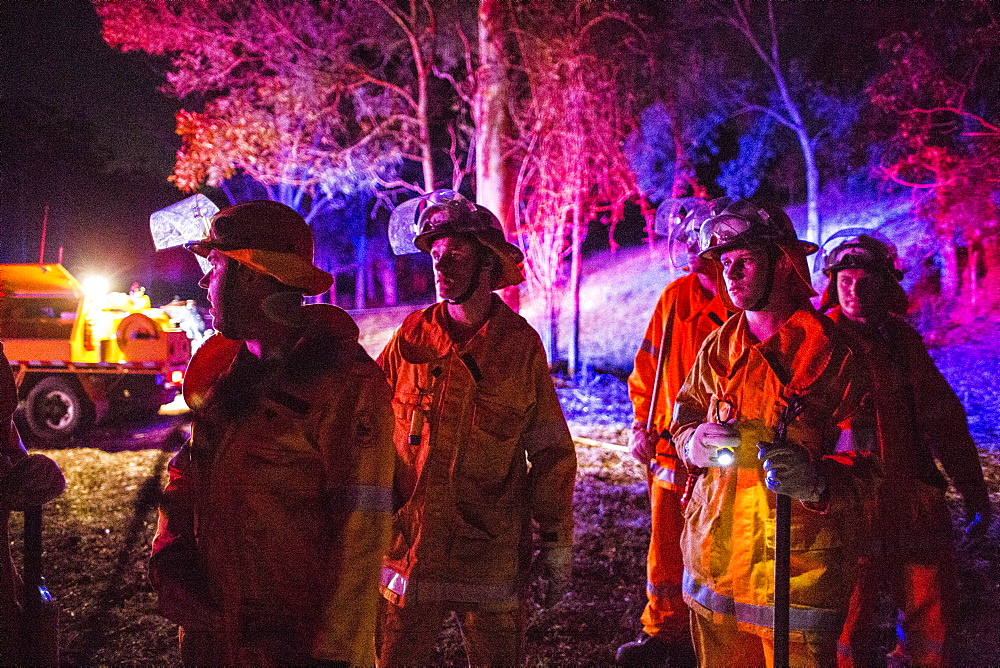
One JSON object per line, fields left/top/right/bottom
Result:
{"left": 9, "top": 425, "right": 1000, "bottom": 666}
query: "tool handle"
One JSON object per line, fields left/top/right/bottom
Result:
{"left": 773, "top": 492, "right": 791, "bottom": 667}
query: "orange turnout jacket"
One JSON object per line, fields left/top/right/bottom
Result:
{"left": 828, "top": 307, "right": 989, "bottom": 538}
{"left": 829, "top": 307, "right": 987, "bottom": 666}
{"left": 377, "top": 296, "right": 576, "bottom": 607}
{"left": 671, "top": 309, "right": 873, "bottom": 638}
{"left": 629, "top": 273, "right": 729, "bottom": 490}
{"left": 150, "top": 305, "right": 394, "bottom": 666}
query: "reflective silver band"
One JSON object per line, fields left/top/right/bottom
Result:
{"left": 682, "top": 570, "right": 844, "bottom": 632}
{"left": 647, "top": 580, "right": 683, "bottom": 599}
{"left": 334, "top": 484, "right": 393, "bottom": 513}
{"left": 380, "top": 567, "right": 517, "bottom": 604}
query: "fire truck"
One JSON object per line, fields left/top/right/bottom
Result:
{"left": 1, "top": 263, "right": 192, "bottom": 443}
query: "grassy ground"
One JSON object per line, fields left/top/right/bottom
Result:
{"left": 9, "top": 438, "right": 653, "bottom": 666}
{"left": 10, "top": 429, "right": 1000, "bottom": 666}
{"left": 10, "top": 222, "right": 999, "bottom": 664}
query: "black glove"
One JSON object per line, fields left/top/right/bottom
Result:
{"left": 757, "top": 442, "right": 826, "bottom": 502}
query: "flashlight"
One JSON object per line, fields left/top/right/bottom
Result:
{"left": 717, "top": 447, "right": 735, "bottom": 467}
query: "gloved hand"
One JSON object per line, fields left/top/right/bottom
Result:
{"left": 683, "top": 422, "right": 739, "bottom": 468}
{"left": 1, "top": 454, "right": 66, "bottom": 509}
{"left": 628, "top": 422, "right": 658, "bottom": 463}
{"left": 537, "top": 544, "right": 572, "bottom": 608}
{"left": 963, "top": 505, "right": 993, "bottom": 543}
{"left": 757, "top": 442, "right": 826, "bottom": 502}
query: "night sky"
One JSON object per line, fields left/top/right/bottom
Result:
{"left": 1, "top": 0, "right": 202, "bottom": 301}
{"left": 0, "top": 0, "right": 950, "bottom": 303}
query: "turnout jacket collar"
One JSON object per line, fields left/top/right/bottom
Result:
{"left": 395, "top": 294, "right": 511, "bottom": 364}
{"left": 183, "top": 303, "right": 361, "bottom": 410}
{"left": 673, "top": 273, "right": 725, "bottom": 323}
{"left": 710, "top": 308, "right": 836, "bottom": 395}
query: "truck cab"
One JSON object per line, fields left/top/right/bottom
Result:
{"left": 1, "top": 264, "right": 192, "bottom": 443}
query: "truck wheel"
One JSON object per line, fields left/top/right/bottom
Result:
{"left": 25, "top": 376, "right": 95, "bottom": 444}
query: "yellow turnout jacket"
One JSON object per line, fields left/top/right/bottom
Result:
{"left": 150, "top": 305, "right": 394, "bottom": 666}
{"left": 671, "top": 309, "right": 873, "bottom": 637}
{"left": 377, "top": 296, "right": 576, "bottom": 606}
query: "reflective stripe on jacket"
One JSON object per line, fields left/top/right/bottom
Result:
{"left": 377, "top": 296, "right": 576, "bottom": 607}
{"left": 671, "top": 309, "right": 873, "bottom": 636}
{"left": 628, "top": 274, "right": 729, "bottom": 490}
{"left": 150, "top": 306, "right": 394, "bottom": 666}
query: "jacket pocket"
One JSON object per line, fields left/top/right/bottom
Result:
{"left": 242, "top": 443, "right": 323, "bottom": 494}
{"left": 459, "top": 398, "right": 526, "bottom": 494}
{"left": 451, "top": 502, "right": 523, "bottom": 579}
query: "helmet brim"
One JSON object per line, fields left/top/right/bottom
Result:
{"left": 186, "top": 241, "right": 333, "bottom": 295}
{"left": 415, "top": 227, "right": 524, "bottom": 290}
{"left": 700, "top": 238, "right": 818, "bottom": 260}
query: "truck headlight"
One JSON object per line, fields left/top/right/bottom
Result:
{"left": 82, "top": 276, "right": 110, "bottom": 297}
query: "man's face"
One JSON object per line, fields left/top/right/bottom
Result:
{"left": 836, "top": 267, "right": 880, "bottom": 321}
{"left": 720, "top": 247, "right": 770, "bottom": 310}
{"left": 430, "top": 235, "right": 483, "bottom": 301}
{"left": 198, "top": 250, "right": 258, "bottom": 338}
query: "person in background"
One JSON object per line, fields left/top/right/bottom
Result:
{"left": 823, "top": 235, "right": 992, "bottom": 667}
{"left": 1, "top": 342, "right": 65, "bottom": 662}
{"left": 149, "top": 200, "right": 394, "bottom": 666}
{"left": 376, "top": 194, "right": 577, "bottom": 666}
{"left": 617, "top": 199, "right": 731, "bottom": 667}
{"left": 671, "top": 200, "right": 874, "bottom": 667}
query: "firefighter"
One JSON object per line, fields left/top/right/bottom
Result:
{"left": 617, "top": 200, "right": 731, "bottom": 667}
{"left": 670, "top": 200, "right": 873, "bottom": 667}
{"left": 148, "top": 201, "right": 394, "bottom": 666}
{"left": 823, "top": 235, "right": 992, "bottom": 667}
{"left": 1, "top": 343, "right": 65, "bottom": 661}
{"left": 376, "top": 195, "right": 577, "bottom": 666}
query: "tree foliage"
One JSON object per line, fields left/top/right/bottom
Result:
{"left": 508, "top": 0, "right": 648, "bottom": 366}
{"left": 97, "top": 0, "right": 478, "bottom": 307}
{"left": 869, "top": 9, "right": 1000, "bottom": 316}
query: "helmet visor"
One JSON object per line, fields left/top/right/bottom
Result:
{"left": 655, "top": 197, "right": 732, "bottom": 269}
{"left": 699, "top": 211, "right": 760, "bottom": 256}
{"left": 388, "top": 190, "right": 477, "bottom": 255}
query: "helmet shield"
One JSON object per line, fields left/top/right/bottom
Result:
{"left": 655, "top": 197, "right": 731, "bottom": 269}
{"left": 388, "top": 190, "right": 483, "bottom": 256}
{"left": 388, "top": 190, "right": 525, "bottom": 289}
{"left": 149, "top": 194, "right": 219, "bottom": 273}
{"left": 699, "top": 199, "right": 818, "bottom": 260}
{"left": 387, "top": 196, "right": 427, "bottom": 255}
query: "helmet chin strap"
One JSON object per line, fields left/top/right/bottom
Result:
{"left": 445, "top": 253, "right": 487, "bottom": 305}
{"left": 745, "top": 246, "right": 778, "bottom": 312}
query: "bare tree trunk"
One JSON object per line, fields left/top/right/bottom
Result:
{"left": 476, "top": 0, "right": 519, "bottom": 311}
{"left": 968, "top": 243, "right": 980, "bottom": 309}
{"left": 355, "top": 237, "right": 368, "bottom": 310}
{"left": 379, "top": 257, "right": 397, "bottom": 307}
{"left": 939, "top": 225, "right": 960, "bottom": 302}
{"left": 545, "top": 292, "right": 559, "bottom": 365}
{"left": 568, "top": 201, "right": 583, "bottom": 376}
{"left": 797, "top": 126, "right": 822, "bottom": 246}
{"left": 730, "top": 0, "right": 822, "bottom": 245}
{"left": 365, "top": 254, "right": 377, "bottom": 307}
{"left": 983, "top": 232, "right": 1000, "bottom": 310}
